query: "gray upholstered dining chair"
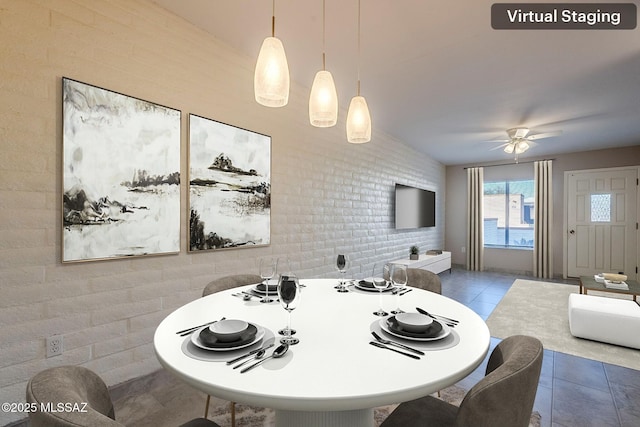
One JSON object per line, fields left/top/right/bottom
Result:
{"left": 26, "top": 365, "right": 219, "bottom": 427}
{"left": 380, "top": 335, "right": 543, "bottom": 427}
{"left": 202, "top": 273, "right": 263, "bottom": 297}
{"left": 406, "top": 268, "right": 442, "bottom": 294}
{"left": 202, "top": 273, "right": 263, "bottom": 426}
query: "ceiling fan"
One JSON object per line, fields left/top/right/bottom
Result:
{"left": 491, "top": 127, "right": 562, "bottom": 161}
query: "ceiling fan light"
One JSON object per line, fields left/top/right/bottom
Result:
{"left": 503, "top": 143, "right": 515, "bottom": 154}
{"left": 254, "top": 36, "right": 290, "bottom": 107}
{"left": 515, "top": 140, "right": 529, "bottom": 154}
{"left": 346, "top": 95, "right": 371, "bottom": 143}
{"left": 309, "top": 70, "right": 338, "bottom": 127}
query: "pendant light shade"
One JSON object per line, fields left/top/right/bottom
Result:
{"left": 254, "top": 36, "right": 290, "bottom": 107}
{"left": 309, "top": 70, "right": 338, "bottom": 127}
{"left": 309, "top": 0, "right": 338, "bottom": 127}
{"left": 346, "top": 0, "right": 371, "bottom": 143}
{"left": 346, "top": 95, "right": 371, "bottom": 143}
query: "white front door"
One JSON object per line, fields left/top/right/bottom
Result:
{"left": 566, "top": 167, "right": 638, "bottom": 279}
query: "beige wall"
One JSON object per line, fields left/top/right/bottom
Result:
{"left": 0, "top": 1, "right": 445, "bottom": 424}
{"left": 445, "top": 146, "right": 640, "bottom": 276}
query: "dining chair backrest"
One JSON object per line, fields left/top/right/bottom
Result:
{"left": 27, "top": 366, "right": 221, "bottom": 427}
{"left": 26, "top": 365, "right": 122, "bottom": 427}
{"left": 203, "top": 274, "right": 263, "bottom": 297}
{"left": 456, "top": 335, "right": 543, "bottom": 427}
{"left": 406, "top": 268, "right": 442, "bottom": 294}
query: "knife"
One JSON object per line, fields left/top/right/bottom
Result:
{"left": 416, "top": 307, "right": 458, "bottom": 326}
{"left": 226, "top": 343, "right": 274, "bottom": 365}
{"left": 369, "top": 341, "right": 421, "bottom": 359}
{"left": 176, "top": 317, "right": 226, "bottom": 336}
{"left": 371, "top": 331, "right": 425, "bottom": 355}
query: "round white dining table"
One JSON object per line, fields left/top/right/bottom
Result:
{"left": 154, "top": 279, "right": 490, "bottom": 427}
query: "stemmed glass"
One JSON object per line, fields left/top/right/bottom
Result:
{"left": 335, "top": 254, "right": 350, "bottom": 292}
{"left": 390, "top": 264, "right": 408, "bottom": 314}
{"left": 372, "top": 262, "right": 390, "bottom": 316}
{"left": 277, "top": 274, "right": 301, "bottom": 345}
{"left": 259, "top": 257, "right": 278, "bottom": 303}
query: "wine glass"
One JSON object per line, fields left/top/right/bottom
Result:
{"left": 390, "top": 264, "right": 408, "bottom": 314}
{"left": 372, "top": 262, "right": 390, "bottom": 316}
{"left": 259, "top": 257, "right": 278, "bottom": 303}
{"left": 277, "top": 258, "right": 296, "bottom": 336}
{"left": 335, "top": 254, "right": 350, "bottom": 292}
{"left": 277, "top": 274, "right": 301, "bottom": 345}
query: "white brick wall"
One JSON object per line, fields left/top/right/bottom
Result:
{"left": 0, "top": 1, "right": 445, "bottom": 424}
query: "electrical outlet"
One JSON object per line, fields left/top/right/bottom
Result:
{"left": 46, "top": 335, "right": 63, "bottom": 358}
{"left": 461, "top": 246, "right": 466, "bottom": 253}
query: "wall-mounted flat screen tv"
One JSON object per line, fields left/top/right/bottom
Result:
{"left": 395, "top": 183, "right": 436, "bottom": 229}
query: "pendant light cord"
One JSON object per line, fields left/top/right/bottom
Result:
{"left": 322, "top": 0, "right": 326, "bottom": 70}
{"left": 271, "top": 0, "right": 276, "bottom": 37}
{"left": 357, "top": 0, "right": 361, "bottom": 96}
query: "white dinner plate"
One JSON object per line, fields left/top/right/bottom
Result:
{"left": 379, "top": 317, "right": 451, "bottom": 342}
{"left": 355, "top": 279, "right": 394, "bottom": 292}
{"left": 250, "top": 280, "right": 279, "bottom": 295}
{"left": 191, "top": 324, "right": 265, "bottom": 351}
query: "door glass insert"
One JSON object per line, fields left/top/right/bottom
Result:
{"left": 590, "top": 194, "right": 611, "bottom": 222}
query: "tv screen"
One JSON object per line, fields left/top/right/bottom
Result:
{"left": 395, "top": 184, "right": 436, "bottom": 229}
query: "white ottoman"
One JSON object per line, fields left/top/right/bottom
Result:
{"left": 568, "top": 293, "right": 640, "bottom": 349}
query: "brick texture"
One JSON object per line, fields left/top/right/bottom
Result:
{"left": 0, "top": 1, "right": 444, "bottom": 424}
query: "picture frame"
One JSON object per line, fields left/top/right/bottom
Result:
{"left": 188, "top": 114, "right": 271, "bottom": 251}
{"left": 62, "top": 78, "right": 181, "bottom": 262}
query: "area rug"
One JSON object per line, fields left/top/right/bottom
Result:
{"left": 486, "top": 279, "right": 640, "bottom": 371}
{"left": 207, "top": 384, "right": 540, "bottom": 427}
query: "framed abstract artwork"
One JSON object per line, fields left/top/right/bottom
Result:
{"left": 188, "top": 114, "right": 271, "bottom": 251}
{"left": 62, "top": 78, "right": 181, "bottom": 262}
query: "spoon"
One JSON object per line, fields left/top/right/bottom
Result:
{"left": 240, "top": 344, "right": 289, "bottom": 373}
{"left": 233, "top": 349, "right": 266, "bottom": 369}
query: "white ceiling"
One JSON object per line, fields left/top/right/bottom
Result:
{"left": 151, "top": 0, "right": 640, "bottom": 165}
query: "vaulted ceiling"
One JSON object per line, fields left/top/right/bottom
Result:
{"left": 151, "top": 0, "right": 640, "bottom": 165}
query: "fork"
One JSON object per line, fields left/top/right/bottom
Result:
{"left": 371, "top": 331, "right": 425, "bottom": 355}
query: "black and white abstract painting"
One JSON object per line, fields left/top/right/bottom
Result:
{"left": 62, "top": 78, "right": 181, "bottom": 262}
{"left": 188, "top": 114, "right": 271, "bottom": 251}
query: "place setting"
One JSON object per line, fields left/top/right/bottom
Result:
{"left": 231, "top": 257, "right": 281, "bottom": 303}
{"left": 232, "top": 279, "right": 281, "bottom": 303}
{"left": 364, "top": 263, "right": 414, "bottom": 316}
{"left": 183, "top": 271, "right": 303, "bottom": 373}
{"left": 181, "top": 317, "right": 276, "bottom": 362}
{"left": 369, "top": 310, "right": 460, "bottom": 356}
{"left": 222, "top": 272, "right": 302, "bottom": 374}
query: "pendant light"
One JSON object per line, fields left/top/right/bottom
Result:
{"left": 309, "top": 0, "right": 338, "bottom": 127}
{"left": 346, "top": 0, "right": 371, "bottom": 143}
{"left": 254, "top": 0, "right": 290, "bottom": 107}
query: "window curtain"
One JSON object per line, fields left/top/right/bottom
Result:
{"left": 466, "top": 167, "right": 484, "bottom": 271}
{"left": 534, "top": 160, "right": 553, "bottom": 278}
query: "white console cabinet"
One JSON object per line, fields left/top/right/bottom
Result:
{"left": 390, "top": 251, "right": 452, "bottom": 275}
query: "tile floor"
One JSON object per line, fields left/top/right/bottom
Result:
{"left": 13, "top": 269, "right": 640, "bottom": 427}
{"left": 439, "top": 269, "right": 640, "bottom": 427}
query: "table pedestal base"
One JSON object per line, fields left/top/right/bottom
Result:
{"left": 275, "top": 408, "right": 374, "bottom": 427}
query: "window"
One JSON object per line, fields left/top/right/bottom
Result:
{"left": 484, "top": 180, "right": 534, "bottom": 248}
{"left": 590, "top": 194, "right": 611, "bottom": 222}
